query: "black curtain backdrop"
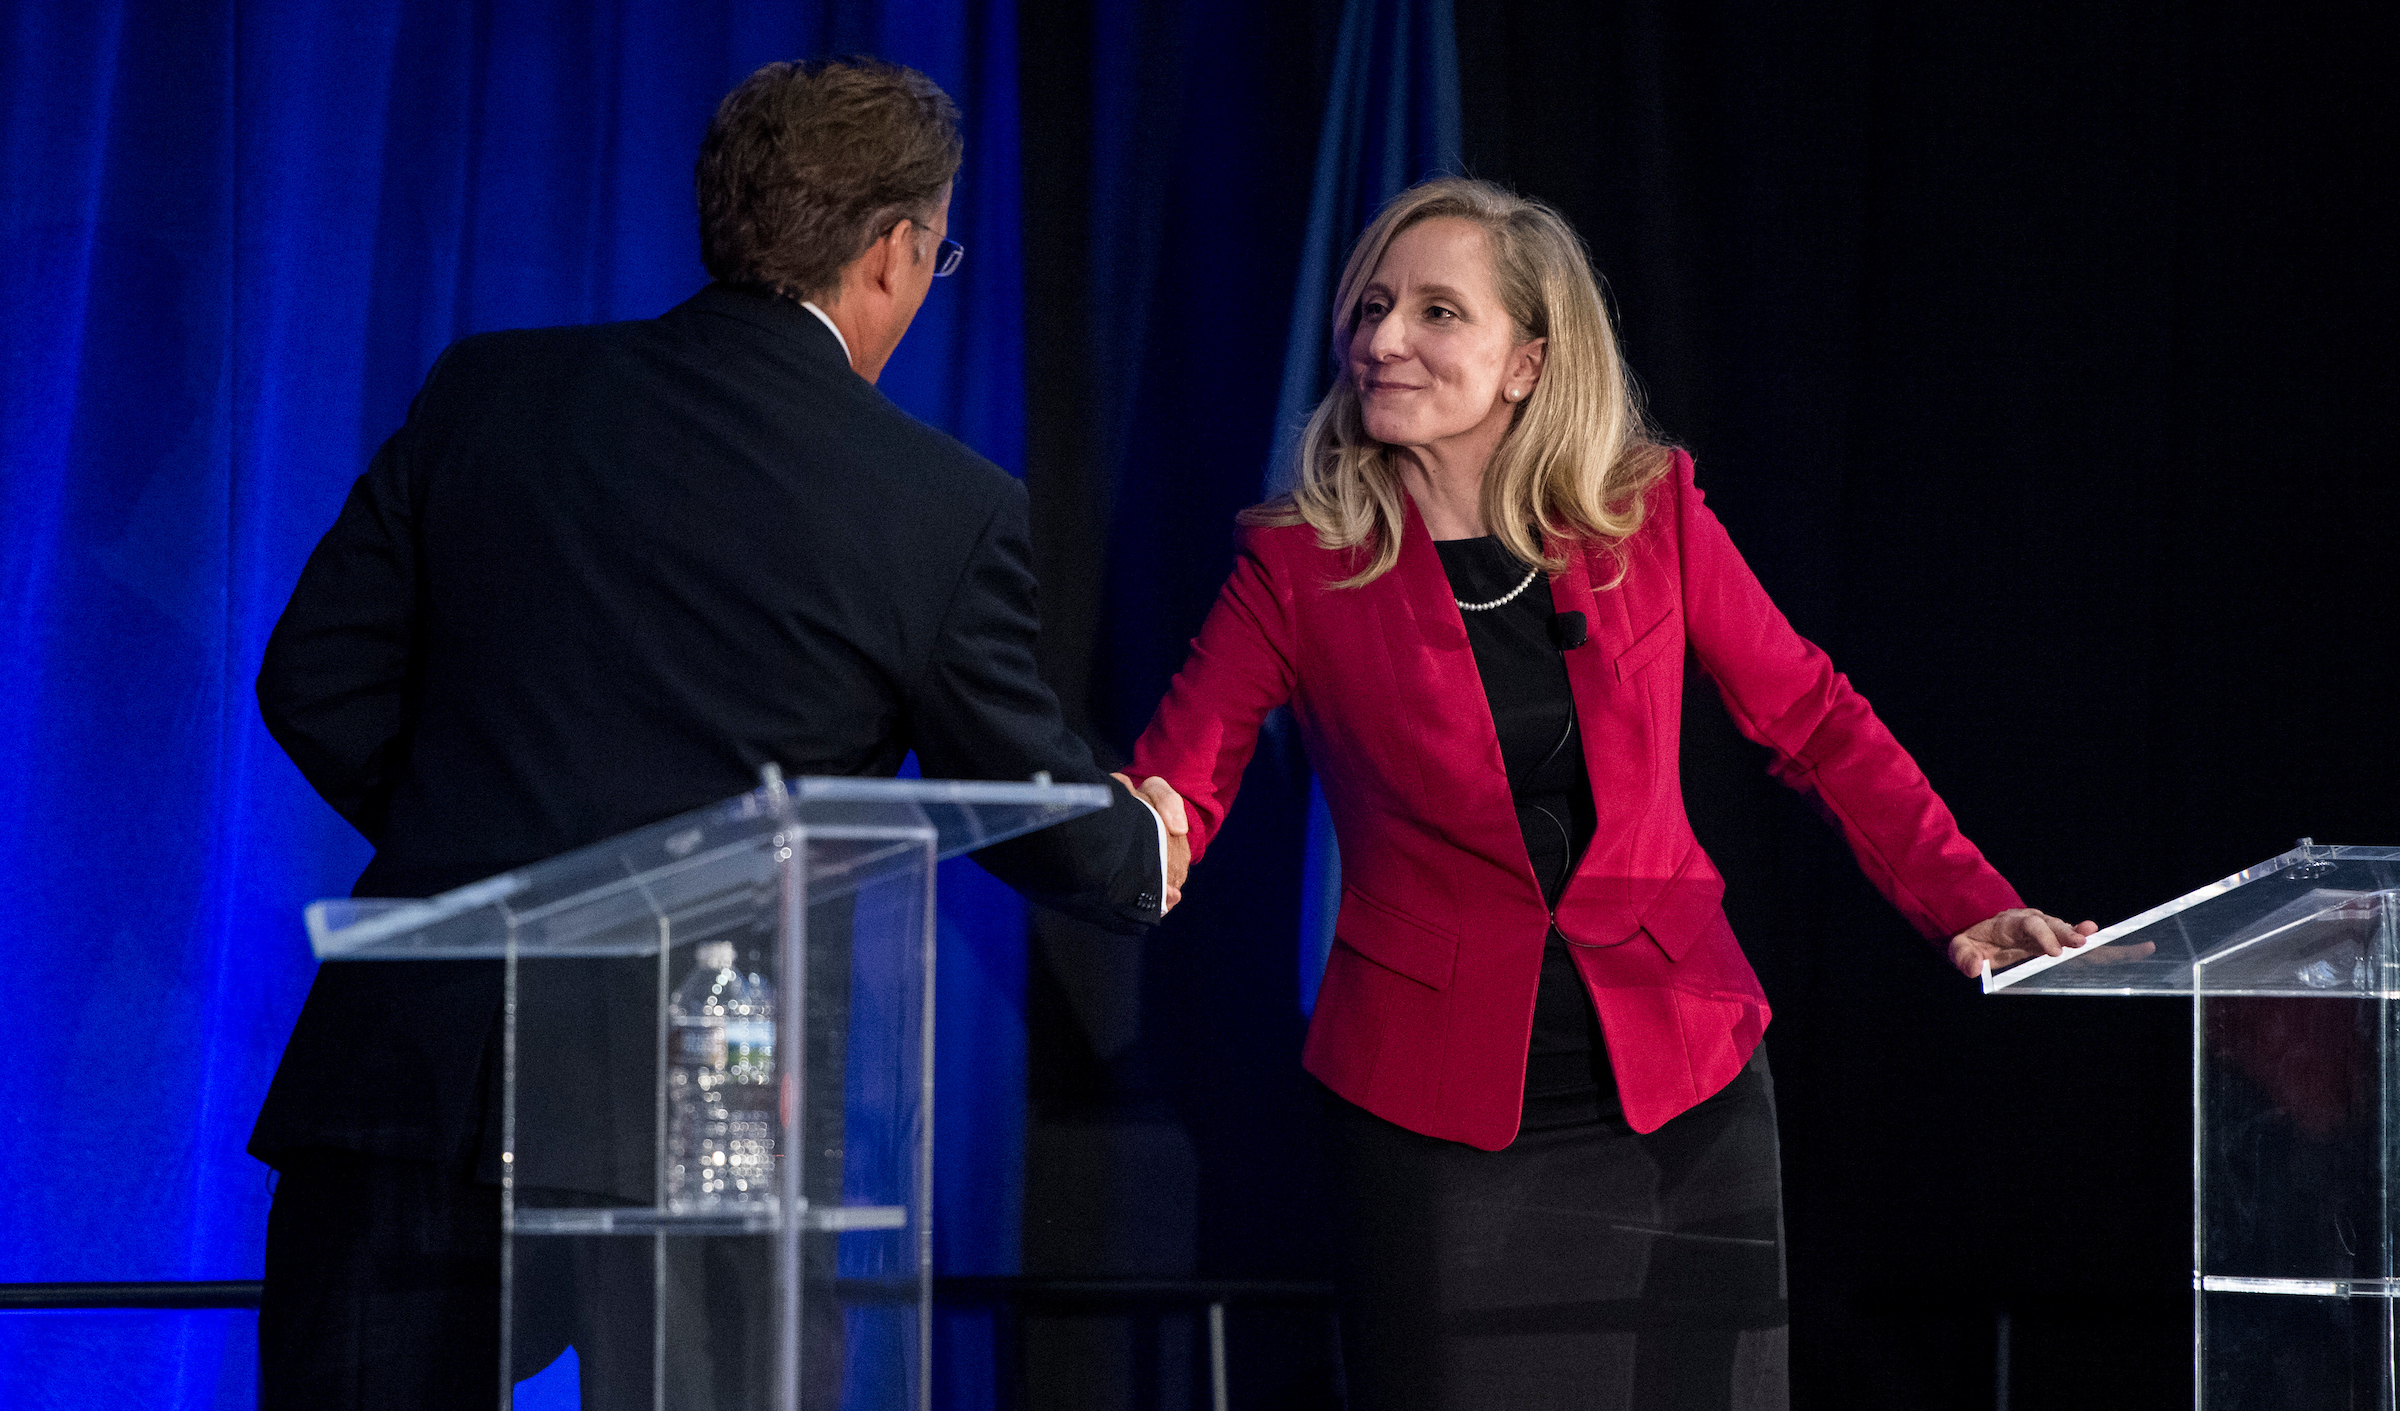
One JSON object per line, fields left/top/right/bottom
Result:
{"left": 1456, "top": 2, "right": 2393, "bottom": 1405}
{"left": 1019, "top": 2, "right": 2392, "bottom": 1407}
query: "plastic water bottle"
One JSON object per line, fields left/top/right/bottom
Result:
{"left": 667, "top": 941, "right": 778, "bottom": 1211}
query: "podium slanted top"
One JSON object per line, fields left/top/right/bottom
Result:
{"left": 1985, "top": 842, "right": 2400, "bottom": 997}
{"left": 304, "top": 776, "right": 1111, "bottom": 961}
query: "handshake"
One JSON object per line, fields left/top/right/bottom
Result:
{"left": 1110, "top": 772, "right": 1194, "bottom": 914}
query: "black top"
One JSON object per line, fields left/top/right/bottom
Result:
{"left": 1432, "top": 536, "right": 1619, "bottom": 1130}
{"left": 251, "top": 283, "right": 1164, "bottom": 1169}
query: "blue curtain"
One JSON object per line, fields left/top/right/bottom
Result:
{"left": 0, "top": 3, "right": 1025, "bottom": 1406}
{"left": 1272, "top": 0, "right": 1462, "bottom": 467}
{"left": 1273, "top": 0, "right": 1461, "bottom": 1015}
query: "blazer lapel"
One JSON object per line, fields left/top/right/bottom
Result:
{"left": 1554, "top": 538, "right": 1660, "bottom": 922}
{"left": 1372, "top": 495, "right": 1534, "bottom": 883}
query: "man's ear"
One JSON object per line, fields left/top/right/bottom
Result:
{"left": 864, "top": 220, "right": 914, "bottom": 296}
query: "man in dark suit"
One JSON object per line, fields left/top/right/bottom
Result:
{"left": 248, "top": 58, "right": 1184, "bottom": 1408}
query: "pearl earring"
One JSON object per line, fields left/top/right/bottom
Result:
{"left": 1505, "top": 388, "right": 1521, "bottom": 401}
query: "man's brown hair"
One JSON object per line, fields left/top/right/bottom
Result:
{"left": 696, "top": 59, "right": 963, "bottom": 303}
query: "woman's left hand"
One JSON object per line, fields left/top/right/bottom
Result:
{"left": 1948, "top": 908, "right": 2100, "bottom": 979}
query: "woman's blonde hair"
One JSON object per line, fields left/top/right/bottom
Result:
{"left": 1246, "top": 177, "right": 1672, "bottom": 587}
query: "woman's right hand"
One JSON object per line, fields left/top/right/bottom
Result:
{"left": 1113, "top": 773, "right": 1191, "bottom": 912}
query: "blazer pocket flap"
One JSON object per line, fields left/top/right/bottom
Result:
{"left": 1614, "top": 608, "right": 1682, "bottom": 682}
{"left": 1335, "top": 883, "right": 1460, "bottom": 991}
{"left": 1637, "top": 845, "right": 1729, "bottom": 960}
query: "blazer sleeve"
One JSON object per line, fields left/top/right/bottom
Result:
{"left": 1128, "top": 524, "right": 1300, "bottom": 865}
{"left": 254, "top": 358, "right": 450, "bottom": 845}
{"left": 907, "top": 484, "right": 1165, "bottom": 934}
{"left": 1672, "top": 454, "right": 2023, "bottom": 939}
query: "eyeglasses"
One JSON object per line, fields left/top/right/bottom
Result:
{"left": 896, "top": 218, "right": 965, "bottom": 279}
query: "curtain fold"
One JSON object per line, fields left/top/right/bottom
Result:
{"left": 1271, "top": 0, "right": 1460, "bottom": 481}
{"left": 1270, "top": 0, "right": 1461, "bottom": 1015}
{"left": 1009, "top": 0, "right": 1350, "bottom": 1401}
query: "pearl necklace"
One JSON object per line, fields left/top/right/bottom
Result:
{"left": 1455, "top": 566, "right": 1539, "bottom": 612}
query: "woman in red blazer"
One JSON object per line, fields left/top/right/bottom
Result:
{"left": 1129, "top": 179, "right": 2092, "bottom": 1410}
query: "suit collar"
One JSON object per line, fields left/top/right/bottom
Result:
{"left": 676, "top": 282, "right": 855, "bottom": 371}
{"left": 796, "top": 300, "right": 852, "bottom": 362}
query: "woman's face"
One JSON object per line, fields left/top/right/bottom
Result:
{"left": 1348, "top": 217, "right": 1543, "bottom": 454}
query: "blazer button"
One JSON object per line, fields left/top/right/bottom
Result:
{"left": 1138, "top": 892, "right": 1159, "bottom": 911}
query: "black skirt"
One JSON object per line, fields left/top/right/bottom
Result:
{"left": 1322, "top": 1043, "right": 1789, "bottom": 1411}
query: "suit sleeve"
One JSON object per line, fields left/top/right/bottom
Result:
{"left": 908, "top": 485, "right": 1164, "bottom": 934}
{"left": 1127, "top": 525, "right": 1300, "bottom": 866}
{"left": 1673, "top": 454, "right": 2022, "bottom": 939}
{"left": 254, "top": 360, "right": 449, "bottom": 845}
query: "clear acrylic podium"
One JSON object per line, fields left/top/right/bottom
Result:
{"left": 304, "top": 775, "right": 1110, "bottom": 1411}
{"left": 1987, "top": 841, "right": 2400, "bottom": 1409}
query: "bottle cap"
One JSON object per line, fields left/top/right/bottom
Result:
{"left": 695, "top": 941, "right": 737, "bottom": 972}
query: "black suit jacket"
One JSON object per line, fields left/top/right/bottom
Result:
{"left": 250, "top": 283, "right": 1160, "bottom": 1167}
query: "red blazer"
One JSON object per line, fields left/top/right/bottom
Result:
{"left": 1130, "top": 450, "right": 2021, "bottom": 1148}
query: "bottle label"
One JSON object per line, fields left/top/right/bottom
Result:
{"left": 674, "top": 1019, "right": 726, "bottom": 1069}
{"left": 725, "top": 1020, "right": 774, "bottom": 1080}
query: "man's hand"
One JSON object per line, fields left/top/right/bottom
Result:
{"left": 1112, "top": 772, "right": 1192, "bottom": 913}
{"left": 1949, "top": 908, "right": 2100, "bottom": 979}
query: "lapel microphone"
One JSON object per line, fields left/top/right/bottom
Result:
{"left": 1549, "top": 611, "right": 1588, "bottom": 651}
